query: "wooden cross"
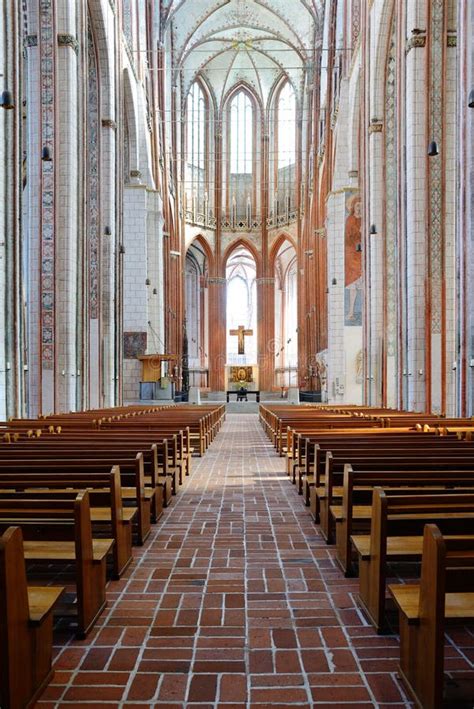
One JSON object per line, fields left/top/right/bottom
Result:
{"left": 230, "top": 325, "right": 253, "bottom": 355}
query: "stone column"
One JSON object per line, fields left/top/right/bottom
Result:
{"left": 0, "top": 0, "right": 23, "bottom": 417}
{"left": 24, "top": 0, "right": 81, "bottom": 414}
{"left": 55, "top": 6, "right": 81, "bottom": 412}
{"left": 405, "top": 5, "right": 428, "bottom": 412}
{"left": 326, "top": 192, "right": 346, "bottom": 404}
{"left": 457, "top": 0, "right": 474, "bottom": 414}
{"left": 367, "top": 121, "right": 384, "bottom": 406}
{"left": 100, "top": 118, "right": 118, "bottom": 407}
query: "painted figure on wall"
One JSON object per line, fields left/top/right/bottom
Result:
{"left": 345, "top": 194, "right": 362, "bottom": 325}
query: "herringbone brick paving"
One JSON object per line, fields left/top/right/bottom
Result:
{"left": 35, "top": 414, "right": 474, "bottom": 707}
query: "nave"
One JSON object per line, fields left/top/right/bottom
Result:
{"left": 28, "top": 413, "right": 472, "bottom": 708}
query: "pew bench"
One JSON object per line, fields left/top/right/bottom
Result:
{"left": 317, "top": 450, "right": 474, "bottom": 542}
{"left": 0, "top": 491, "right": 113, "bottom": 637}
{"left": 349, "top": 487, "right": 474, "bottom": 631}
{"left": 0, "top": 526, "right": 64, "bottom": 709}
{"left": 389, "top": 525, "right": 474, "bottom": 708}
{"left": 331, "top": 466, "right": 474, "bottom": 574}
{"left": 0, "top": 467, "right": 134, "bottom": 578}
{"left": 0, "top": 453, "right": 151, "bottom": 545}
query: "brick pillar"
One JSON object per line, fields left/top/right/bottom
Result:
{"left": 208, "top": 277, "right": 226, "bottom": 392}
{"left": 257, "top": 278, "right": 275, "bottom": 392}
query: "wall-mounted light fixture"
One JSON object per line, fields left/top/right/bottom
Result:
{"left": 355, "top": 243, "right": 362, "bottom": 252}
{"left": 145, "top": 278, "right": 151, "bottom": 285}
{"left": 104, "top": 226, "right": 112, "bottom": 236}
{"left": 369, "top": 224, "right": 377, "bottom": 235}
{"left": 41, "top": 146, "right": 52, "bottom": 162}
{"left": 428, "top": 141, "right": 439, "bottom": 157}
{"left": 119, "top": 244, "right": 125, "bottom": 255}
{"left": 0, "top": 90, "right": 14, "bottom": 109}
{"left": 331, "top": 277, "right": 337, "bottom": 285}
{"left": 468, "top": 90, "right": 474, "bottom": 108}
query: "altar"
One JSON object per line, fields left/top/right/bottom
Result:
{"left": 225, "top": 364, "right": 259, "bottom": 391}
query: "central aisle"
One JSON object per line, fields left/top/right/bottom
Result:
{"left": 43, "top": 414, "right": 418, "bottom": 707}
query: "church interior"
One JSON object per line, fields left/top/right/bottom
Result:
{"left": 1, "top": 1, "right": 474, "bottom": 707}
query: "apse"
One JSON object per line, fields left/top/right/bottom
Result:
{"left": 226, "top": 246, "right": 257, "bottom": 365}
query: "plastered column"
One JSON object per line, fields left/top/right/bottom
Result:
{"left": 367, "top": 123, "right": 384, "bottom": 406}
{"left": 405, "top": 3, "right": 428, "bottom": 411}
{"left": 326, "top": 192, "right": 346, "bottom": 403}
{"left": 54, "top": 1, "right": 81, "bottom": 412}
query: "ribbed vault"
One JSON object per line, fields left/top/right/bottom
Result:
{"left": 163, "top": 0, "right": 322, "bottom": 106}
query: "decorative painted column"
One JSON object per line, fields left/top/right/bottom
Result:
{"left": 384, "top": 16, "right": 400, "bottom": 408}
{"left": 426, "top": 0, "right": 447, "bottom": 413}
{"left": 442, "top": 17, "right": 457, "bottom": 415}
{"left": 24, "top": 0, "right": 81, "bottom": 414}
{"left": 404, "top": 5, "right": 428, "bottom": 412}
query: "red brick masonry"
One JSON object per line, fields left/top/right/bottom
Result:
{"left": 36, "top": 414, "right": 474, "bottom": 707}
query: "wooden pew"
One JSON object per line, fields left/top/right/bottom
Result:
{"left": 389, "top": 525, "right": 474, "bottom": 708}
{"left": 0, "top": 453, "right": 151, "bottom": 544}
{"left": 318, "top": 450, "right": 474, "bottom": 542}
{"left": 334, "top": 466, "right": 474, "bottom": 575}
{"left": 0, "top": 526, "right": 64, "bottom": 709}
{"left": 0, "top": 467, "right": 134, "bottom": 578}
{"left": 0, "top": 491, "right": 113, "bottom": 637}
{"left": 19, "top": 431, "right": 178, "bottom": 507}
{"left": 350, "top": 487, "right": 474, "bottom": 630}
{"left": 0, "top": 439, "right": 168, "bottom": 519}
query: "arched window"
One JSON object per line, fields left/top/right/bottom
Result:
{"left": 227, "top": 90, "right": 255, "bottom": 225}
{"left": 274, "top": 240, "right": 298, "bottom": 387}
{"left": 275, "top": 82, "right": 297, "bottom": 220}
{"left": 186, "top": 82, "right": 207, "bottom": 220}
{"left": 278, "top": 82, "right": 296, "bottom": 168}
{"left": 226, "top": 246, "right": 257, "bottom": 364}
{"left": 230, "top": 91, "right": 253, "bottom": 174}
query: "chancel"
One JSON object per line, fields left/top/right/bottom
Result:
{"left": 229, "top": 325, "right": 253, "bottom": 355}
{"left": 1, "top": 1, "right": 474, "bottom": 707}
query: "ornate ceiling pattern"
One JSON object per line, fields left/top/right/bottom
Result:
{"left": 163, "top": 0, "right": 323, "bottom": 108}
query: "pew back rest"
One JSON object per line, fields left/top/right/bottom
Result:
{"left": 0, "top": 490, "right": 94, "bottom": 564}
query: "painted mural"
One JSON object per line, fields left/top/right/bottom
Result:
{"left": 344, "top": 193, "right": 362, "bottom": 326}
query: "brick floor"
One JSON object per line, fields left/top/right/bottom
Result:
{"left": 35, "top": 414, "right": 474, "bottom": 707}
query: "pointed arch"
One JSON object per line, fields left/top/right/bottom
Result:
{"left": 222, "top": 237, "right": 262, "bottom": 276}
{"left": 186, "top": 234, "right": 215, "bottom": 273}
{"left": 269, "top": 233, "right": 298, "bottom": 268}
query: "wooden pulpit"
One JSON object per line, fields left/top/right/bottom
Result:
{"left": 137, "top": 354, "right": 178, "bottom": 382}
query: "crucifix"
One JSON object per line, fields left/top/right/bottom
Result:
{"left": 230, "top": 325, "right": 253, "bottom": 355}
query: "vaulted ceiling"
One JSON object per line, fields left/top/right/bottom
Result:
{"left": 163, "top": 0, "right": 323, "bottom": 109}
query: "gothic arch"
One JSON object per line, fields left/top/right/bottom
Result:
{"left": 269, "top": 233, "right": 297, "bottom": 269}
{"left": 221, "top": 81, "right": 263, "bottom": 122}
{"left": 87, "top": 0, "right": 113, "bottom": 116}
{"left": 222, "top": 238, "right": 262, "bottom": 276}
{"left": 186, "top": 235, "right": 215, "bottom": 273}
{"left": 370, "top": 0, "right": 396, "bottom": 119}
